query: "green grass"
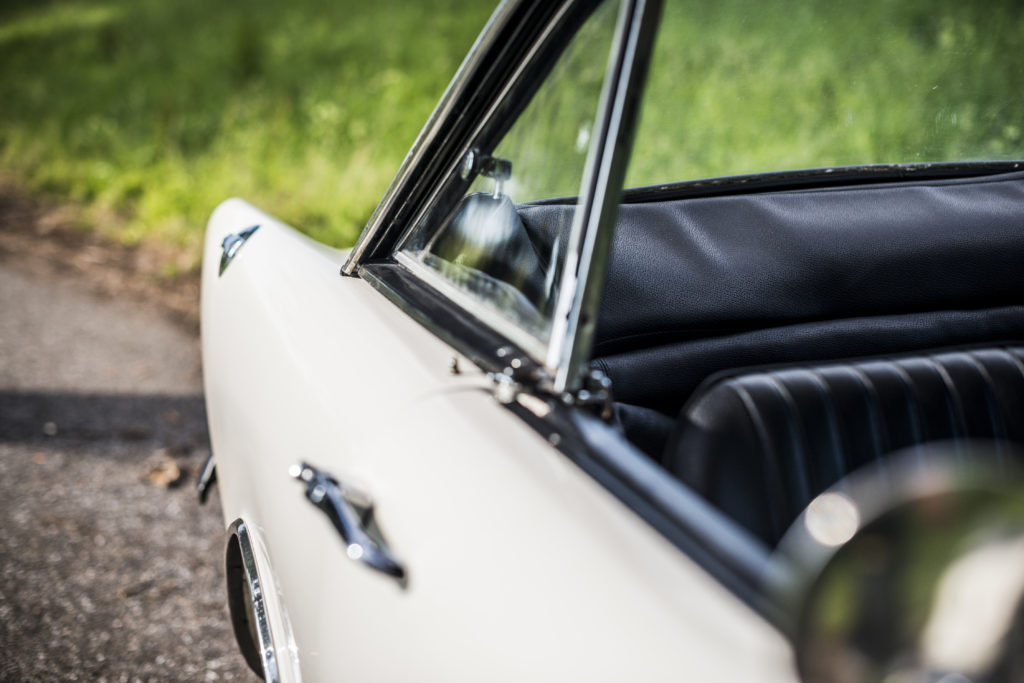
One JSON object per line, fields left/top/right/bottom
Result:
{"left": 0, "top": 0, "right": 495, "bottom": 268}
{"left": 1, "top": 0, "right": 1022, "bottom": 271}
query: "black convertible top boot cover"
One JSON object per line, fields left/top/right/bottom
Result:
{"left": 523, "top": 172, "right": 1024, "bottom": 418}
{"left": 593, "top": 171, "right": 1024, "bottom": 356}
{"left": 664, "top": 345, "right": 1024, "bottom": 545}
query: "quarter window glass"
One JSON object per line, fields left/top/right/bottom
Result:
{"left": 399, "top": 0, "right": 621, "bottom": 346}
{"left": 627, "top": 0, "right": 1024, "bottom": 187}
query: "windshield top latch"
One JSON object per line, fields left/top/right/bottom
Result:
{"left": 460, "top": 148, "right": 512, "bottom": 199}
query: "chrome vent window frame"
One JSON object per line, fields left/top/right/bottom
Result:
{"left": 344, "top": 0, "right": 663, "bottom": 396}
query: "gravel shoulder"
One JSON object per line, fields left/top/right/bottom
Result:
{"left": 0, "top": 191, "right": 253, "bottom": 681}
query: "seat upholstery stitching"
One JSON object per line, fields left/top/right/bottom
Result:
{"left": 848, "top": 365, "right": 889, "bottom": 463}
{"left": 929, "top": 355, "right": 968, "bottom": 439}
{"left": 1004, "top": 346, "right": 1024, "bottom": 383}
{"left": 889, "top": 362, "right": 924, "bottom": 444}
{"left": 765, "top": 374, "right": 813, "bottom": 511}
{"left": 807, "top": 369, "right": 847, "bottom": 480}
{"left": 732, "top": 382, "right": 788, "bottom": 540}
{"left": 961, "top": 350, "right": 1006, "bottom": 441}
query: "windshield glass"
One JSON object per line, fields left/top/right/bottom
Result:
{"left": 626, "top": 0, "right": 1024, "bottom": 187}
{"left": 399, "top": 0, "right": 622, "bottom": 348}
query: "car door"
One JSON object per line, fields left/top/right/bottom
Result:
{"left": 202, "top": 1, "right": 796, "bottom": 680}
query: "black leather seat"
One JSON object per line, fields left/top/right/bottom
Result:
{"left": 664, "top": 345, "right": 1024, "bottom": 545}
{"left": 519, "top": 173, "right": 1024, "bottom": 540}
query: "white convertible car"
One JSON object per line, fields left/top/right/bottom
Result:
{"left": 199, "top": 0, "right": 1024, "bottom": 680}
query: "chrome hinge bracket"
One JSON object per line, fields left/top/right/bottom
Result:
{"left": 562, "top": 369, "right": 614, "bottom": 421}
{"left": 486, "top": 347, "right": 613, "bottom": 421}
{"left": 488, "top": 346, "right": 550, "bottom": 405}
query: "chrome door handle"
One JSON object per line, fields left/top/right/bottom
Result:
{"left": 290, "top": 462, "right": 406, "bottom": 582}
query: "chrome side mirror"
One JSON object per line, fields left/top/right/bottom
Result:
{"left": 765, "top": 443, "right": 1024, "bottom": 683}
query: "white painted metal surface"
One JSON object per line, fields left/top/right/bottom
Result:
{"left": 202, "top": 198, "right": 798, "bottom": 682}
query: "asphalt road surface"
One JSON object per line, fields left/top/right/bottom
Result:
{"left": 0, "top": 259, "right": 254, "bottom": 680}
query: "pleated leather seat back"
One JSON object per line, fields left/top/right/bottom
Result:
{"left": 665, "top": 345, "right": 1024, "bottom": 545}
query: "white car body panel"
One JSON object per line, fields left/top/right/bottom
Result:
{"left": 202, "top": 198, "right": 797, "bottom": 681}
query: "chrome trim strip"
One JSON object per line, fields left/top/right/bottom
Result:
{"left": 228, "top": 519, "right": 281, "bottom": 683}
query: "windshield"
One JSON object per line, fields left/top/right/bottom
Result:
{"left": 399, "top": 0, "right": 622, "bottom": 349}
{"left": 626, "top": 0, "right": 1024, "bottom": 188}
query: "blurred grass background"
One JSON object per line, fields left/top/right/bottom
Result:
{"left": 0, "top": 0, "right": 494, "bottom": 271}
{"left": 628, "top": 0, "right": 1024, "bottom": 187}
{"left": 1, "top": 0, "right": 1021, "bottom": 273}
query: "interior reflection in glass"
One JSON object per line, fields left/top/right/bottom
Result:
{"left": 424, "top": 191, "right": 553, "bottom": 335}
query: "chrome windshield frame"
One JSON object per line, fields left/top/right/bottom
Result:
{"left": 546, "top": 0, "right": 661, "bottom": 392}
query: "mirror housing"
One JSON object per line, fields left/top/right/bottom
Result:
{"left": 765, "top": 442, "right": 1024, "bottom": 683}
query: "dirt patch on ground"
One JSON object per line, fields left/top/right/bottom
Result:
{"left": 0, "top": 185, "right": 202, "bottom": 333}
